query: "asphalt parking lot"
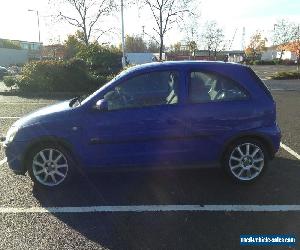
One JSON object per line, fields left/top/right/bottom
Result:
{"left": 0, "top": 84, "right": 299, "bottom": 249}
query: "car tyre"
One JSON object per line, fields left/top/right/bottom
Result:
{"left": 27, "top": 143, "right": 75, "bottom": 189}
{"left": 223, "top": 138, "right": 269, "bottom": 183}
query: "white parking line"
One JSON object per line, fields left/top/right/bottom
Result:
{"left": 1, "top": 205, "right": 300, "bottom": 214}
{"left": 0, "top": 144, "right": 298, "bottom": 214}
{"left": 280, "top": 142, "right": 300, "bottom": 160}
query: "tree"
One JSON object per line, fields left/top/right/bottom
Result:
{"left": 0, "top": 39, "right": 21, "bottom": 50}
{"left": 64, "top": 31, "right": 86, "bottom": 59}
{"left": 76, "top": 43, "right": 122, "bottom": 76}
{"left": 147, "top": 40, "right": 160, "bottom": 53}
{"left": 63, "top": 31, "right": 123, "bottom": 76}
{"left": 273, "top": 19, "right": 295, "bottom": 59}
{"left": 179, "top": 8, "right": 200, "bottom": 48}
{"left": 57, "top": 0, "right": 116, "bottom": 45}
{"left": 188, "top": 40, "right": 197, "bottom": 58}
{"left": 245, "top": 31, "right": 267, "bottom": 60}
{"left": 170, "top": 42, "right": 183, "bottom": 52}
{"left": 202, "top": 21, "right": 225, "bottom": 60}
{"left": 177, "top": 9, "right": 200, "bottom": 59}
{"left": 139, "top": 0, "right": 196, "bottom": 60}
{"left": 125, "top": 35, "right": 147, "bottom": 52}
{"left": 281, "top": 25, "right": 300, "bottom": 71}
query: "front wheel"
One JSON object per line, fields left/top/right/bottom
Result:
{"left": 223, "top": 139, "right": 269, "bottom": 183}
{"left": 27, "top": 143, "right": 75, "bottom": 189}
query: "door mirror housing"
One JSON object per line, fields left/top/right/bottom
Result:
{"left": 94, "top": 99, "right": 108, "bottom": 111}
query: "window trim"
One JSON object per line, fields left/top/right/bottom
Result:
{"left": 103, "top": 69, "right": 181, "bottom": 112}
{"left": 186, "top": 69, "right": 251, "bottom": 104}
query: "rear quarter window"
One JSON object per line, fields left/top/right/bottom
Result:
{"left": 188, "top": 70, "right": 249, "bottom": 103}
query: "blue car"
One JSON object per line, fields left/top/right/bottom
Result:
{"left": 2, "top": 61, "right": 281, "bottom": 188}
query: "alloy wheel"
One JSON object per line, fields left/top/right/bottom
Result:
{"left": 229, "top": 143, "right": 264, "bottom": 181}
{"left": 32, "top": 148, "right": 69, "bottom": 187}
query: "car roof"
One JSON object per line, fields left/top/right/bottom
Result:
{"left": 127, "top": 61, "right": 247, "bottom": 73}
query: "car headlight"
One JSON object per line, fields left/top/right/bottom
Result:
{"left": 6, "top": 126, "right": 19, "bottom": 143}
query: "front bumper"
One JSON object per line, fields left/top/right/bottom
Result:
{"left": 1, "top": 140, "right": 28, "bottom": 175}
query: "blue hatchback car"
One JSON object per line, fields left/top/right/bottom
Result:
{"left": 3, "top": 61, "right": 281, "bottom": 188}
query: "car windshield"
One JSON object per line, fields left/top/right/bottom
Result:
{"left": 80, "top": 66, "right": 141, "bottom": 105}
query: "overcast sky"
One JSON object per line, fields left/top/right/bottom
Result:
{"left": 1, "top": 0, "right": 300, "bottom": 50}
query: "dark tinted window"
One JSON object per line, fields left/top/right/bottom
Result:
{"left": 189, "top": 71, "right": 248, "bottom": 103}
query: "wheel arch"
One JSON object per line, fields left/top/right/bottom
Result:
{"left": 22, "top": 136, "right": 80, "bottom": 172}
{"left": 220, "top": 133, "right": 275, "bottom": 163}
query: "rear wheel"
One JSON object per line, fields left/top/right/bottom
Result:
{"left": 223, "top": 138, "right": 268, "bottom": 183}
{"left": 27, "top": 143, "right": 75, "bottom": 188}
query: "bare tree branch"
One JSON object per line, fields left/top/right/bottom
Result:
{"left": 94, "top": 27, "right": 114, "bottom": 40}
{"left": 202, "top": 20, "right": 225, "bottom": 59}
{"left": 140, "top": 0, "right": 197, "bottom": 60}
{"left": 57, "top": 0, "right": 116, "bottom": 45}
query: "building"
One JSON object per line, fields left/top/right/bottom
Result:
{"left": 126, "top": 53, "right": 164, "bottom": 64}
{"left": 261, "top": 46, "right": 297, "bottom": 61}
{"left": 42, "top": 44, "right": 66, "bottom": 60}
{"left": 0, "top": 38, "right": 43, "bottom": 65}
{"left": 10, "top": 39, "right": 43, "bottom": 59}
{"left": 10, "top": 40, "right": 42, "bottom": 51}
{"left": 167, "top": 50, "right": 244, "bottom": 63}
{"left": 0, "top": 48, "right": 28, "bottom": 66}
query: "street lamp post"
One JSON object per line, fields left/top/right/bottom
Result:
{"left": 28, "top": 9, "right": 41, "bottom": 44}
{"left": 28, "top": 9, "right": 42, "bottom": 60}
{"left": 121, "top": 0, "right": 126, "bottom": 68}
{"left": 297, "top": 25, "right": 300, "bottom": 73}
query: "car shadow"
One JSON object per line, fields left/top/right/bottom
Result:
{"left": 32, "top": 156, "right": 300, "bottom": 249}
{"left": 32, "top": 156, "right": 300, "bottom": 206}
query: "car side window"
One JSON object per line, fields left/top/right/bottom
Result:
{"left": 104, "top": 71, "right": 179, "bottom": 110}
{"left": 189, "top": 71, "right": 248, "bottom": 103}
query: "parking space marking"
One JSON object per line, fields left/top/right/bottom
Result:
{"left": 1, "top": 205, "right": 300, "bottom": 214}
{"left": 281, "top": 143, "right": 300, "bottom": 160}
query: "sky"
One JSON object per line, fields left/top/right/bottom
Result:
{"left": 1, "top": 0, "right": 300, "bottom": 50}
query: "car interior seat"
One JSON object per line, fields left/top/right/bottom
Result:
{"left": 166, "top": 73, "right": 178, "bottom": 104}
{"left": 189, "top": 75, "right": 211, "bottom": 103}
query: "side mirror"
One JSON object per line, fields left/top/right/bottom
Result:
{"left": 94, "top": 99, "right": 108, "bottom": 111}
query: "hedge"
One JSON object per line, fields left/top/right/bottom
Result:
{"left": 270, "top": 71, "right": 300, "bottom": 80}
{"left": 3, "top": 75, "right": 18, "bottom": 89}
{"left": 246, "top": 59, "right": 297, "bottom": 65}
{"left": 17, "top": 59, "right": 104, "bottom": 93}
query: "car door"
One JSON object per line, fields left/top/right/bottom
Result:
{"left": 183, "top": 70, "right": 253, "bottom": 165}
{"left": 82, "top": 69, "right": 187, "bottom": 168}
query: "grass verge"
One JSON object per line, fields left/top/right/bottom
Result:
{"left": 270, "top": 71, "right": 300, "bottom": 80}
